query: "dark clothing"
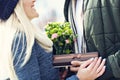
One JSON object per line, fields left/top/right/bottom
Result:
{"left": 64, "top": 0, "right": 120, "bottom": 80}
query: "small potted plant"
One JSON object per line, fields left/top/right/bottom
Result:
{"left": 45, "top": 22, "right": 77, "bottom": 55}
{"left": 46, "top": 22, "right": 77, "bottom": 80}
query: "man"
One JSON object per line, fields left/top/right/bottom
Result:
{"left": 64, "top": 0, "right": 120, "bottom": 80}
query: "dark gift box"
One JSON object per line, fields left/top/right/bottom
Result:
{"left": 53, "top": 52, "right": 98, "bottom": 67}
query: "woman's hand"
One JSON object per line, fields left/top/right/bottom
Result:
{"left": 71, "top": 57, "right": 106, "bottom": 80}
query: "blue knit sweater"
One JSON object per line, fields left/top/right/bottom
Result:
{"left": 12, "top": 33, "right": 78, "bottom": 80}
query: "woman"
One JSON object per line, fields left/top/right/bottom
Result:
{"left": 0, "top": 0, "right": 105, "bottom": 80}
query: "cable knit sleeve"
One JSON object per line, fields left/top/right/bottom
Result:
{"left": 12, "top": 32, "right": 59, "bottom": 80}
{"left": 12, "top": 33, "right": 42, "bottom": 80}
{"left": 34, "top": 41, "right": 60, "bottom": 80}
{"left": 66, "top": 75, "right": 79, "bottom": 80}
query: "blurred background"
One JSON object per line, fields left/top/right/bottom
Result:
{"left": 32, "top": 0, "right": 65, "bottom": 29}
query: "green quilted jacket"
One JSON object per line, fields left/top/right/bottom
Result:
{"left": 84, "top": 0, "right": 120, "bottom": 79}
{"left": 64, "top": 0, "right": 120, "bottom": 80}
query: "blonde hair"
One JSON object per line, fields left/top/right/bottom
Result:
{"left": 0, "top": 0, "right": 53, "bottom": 79}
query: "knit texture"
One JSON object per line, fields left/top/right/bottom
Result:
{"left": 0, "top": 0, "right": 19, "bottom": 20}
{"left": 12, "top": 33, "right": 79, "bottom": 80}
{"left": 12, "top": 33, "right": 59, "bottom": 80}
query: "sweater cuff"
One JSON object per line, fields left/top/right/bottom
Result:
{"left": 66, "top": 75, "right": 79, "bottom": 80}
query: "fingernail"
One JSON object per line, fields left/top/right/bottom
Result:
{"left": 104, "top": 66, "right": 106, "bottom": 69}
{"left": 71, "top": 61, "right": 73, "bottom": 64}
{"left": 90, "top": 58, "right": 94, "bottom": 61}
{"left": 103, "top": 58, "right": 106, "bottom": 62}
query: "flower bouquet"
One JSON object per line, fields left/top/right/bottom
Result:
{"left": 45, "top": 22, "right": 77, "bottom": 55}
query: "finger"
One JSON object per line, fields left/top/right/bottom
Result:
{"left": 70, "top": 66, "right": 79, "bottom": 72}
{"left": 87, "top": 57, "right": 98, "bottom": 70}
{"left": 92, "top": 57, "right": 102, "bottom": 72}
{"left": 71, "top": 61, "right": 83, "bottom": 67}
{"left": 77, "top": 54, "right": 81, "bottom": 58}
{"left": 97, "top": 66, "right": 106, "bottom": 78}
{"left": 80, "top": 58, "right": 94, "bottom": 69}
{"left": 97, "top": 59, "right": 106, "bottom": 73}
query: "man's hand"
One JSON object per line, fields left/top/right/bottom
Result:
{"left": 70, "top": 60, "right": 84, "bottom": 72}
